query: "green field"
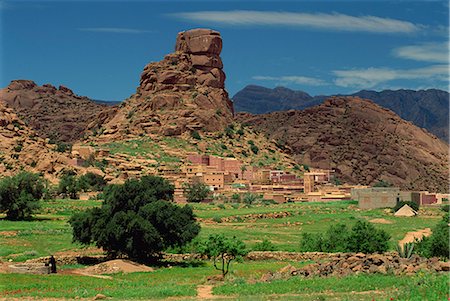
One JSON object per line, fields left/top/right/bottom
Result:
{"left": 0, "top": 199, "right": 447, "bottom": 300}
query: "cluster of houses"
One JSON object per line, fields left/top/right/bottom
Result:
{"left": 70, "top": 145, "right": 448, "bottom": 208}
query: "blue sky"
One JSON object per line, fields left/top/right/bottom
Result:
{"left": 1, "top": 0, "right": 448, "bottom": 101}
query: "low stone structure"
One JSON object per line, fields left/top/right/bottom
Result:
{"left": 8, "top": 263, "right": 51, "bottom": 274}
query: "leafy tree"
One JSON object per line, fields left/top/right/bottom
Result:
{"left": 0, "top": 172, "right": 45, "bottom": 220}
{"left": 346, "top": 220, "right": 390, "bottom": 253}
{"left": 300, "top": 220, "right": 390, "bottom": 253}
{"left": 77, "top": 172, "right": 107, "bottom": 192}
{"left": 57, "top": 172, "right": 79, "bottom": 199}
{"left": 69, "top": 176, "right": 200, "bottom": 261}
{"left": 415, "top": 214, "right": 449, "bottom": 259}
{"left": 198, "top": 234, "right": 248, "bottom": 277}
{"left": 183, "top": 181, "right": 210, "bottom": 203}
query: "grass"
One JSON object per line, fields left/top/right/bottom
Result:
{"left": 0, "top": 198, "right": 447, "bottom": 300}
{"left": 215, "top": 272, "right": 449, "bottom": 301}
{"left": 0, "top": 199, "right": 444, "bottom": 261}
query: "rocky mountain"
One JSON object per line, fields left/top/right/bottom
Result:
{"left": 0, "top": 80, "right": 116, "bottom": 142}
{"left": 233, "top": 85, "right": 449, "bottom": 141}
{"left": 0, "top": 102, "right": 75, "bottom": 182}
{"left": 100, "top": 28, "right": 233, "bottom": 139}
{"left": 237, "top": 96, "right": 449, "bottom": 192}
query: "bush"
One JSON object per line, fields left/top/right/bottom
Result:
{"left": 77, "top": 172, "right": 107, "bottom": 192}
{"left": 242, "top": 193, "right": 260, "bottom": 205}
{"left": 393, "top": 201, "right": 419, "bottom": 213}
{"left": 250, "top": 144, "right": 259, "bottom": 155}
{"left": 183, "top": 182, "right": 210, "bottom": 203}
{"left": 373, "top": 180, "right": 392, "bottom": 187}
{"left": 253, "top": 239, "right": 277, "bottom": 251}
{"left": 69, "top": 176, "right": 200, "bottom": 261}
{"left": 0, "top": 172, "right": 45, "bottom": 220}
{"left": 415, "top": 214, "right": 449, "bottom": 259}
{"left": 198, "top": 234, "right": 248, "bottom": 277}
{"left": 57, "top": 172, "right": 79, "bottom": 199}
{"left": 55, "top": 142, "right": 72, "bottom": 153}
{"left": 191, "top": 131, "right": 201, "bottom": 140}
{"left": 440, "top": 204, "right": 449, "bottom": 212}
{"left": 300, "top": 220, "right": 390, "bottom": 253}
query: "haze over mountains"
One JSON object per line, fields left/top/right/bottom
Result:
{"left": 233, "top": 85, "right": 449, "bottom": 142}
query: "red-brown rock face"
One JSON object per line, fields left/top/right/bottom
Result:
{"left": 0, "top": 80, "right": 115, "bottom": 142}
{"left": 102, "top": 28, "right": 233, "bottom": 138}
{"left": 237, "top": 96, "right": 449, "bottom": 192}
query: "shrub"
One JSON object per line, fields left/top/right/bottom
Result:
{"left": 183, "top": 181, "right": 210, "bottom": 203}
{"left": 191, "top": 131, "right": 201, "bottom": 140}
{"left": 0, "top": 172, "right": 45, "bottom": 220}
{"left": 69, "top": 176, "right": 200, "bottom": 261}
{"left": 212, "top": 215, "right": 223, "bottom": 223}
{"left": 77, "top": 172, "right": 107, "bottom": 192}
{"left": 393, "top": 201, "right": 419, "bottom": 213}
{"left": 253, "top": 239, "right": 277, "bottom": 251}
{"left": 242, "top": 193, "right": 260, "bottom": 205}
{"left": 57, "top": 172, "right": 79, "bottom": 199}
{"left": 415, "top": 214, "right": 449, "bottom": 259}
{"left": 440, "top": 204, "right": 449, "bottom": 212}
{"left": 198, "top": 234, "right": 248, "bottom": 277}
{"left": 236, "top": 128, "right": 244, "bottom": 136}
{"left": 55, "top": 142, "right": 72, "bottom": 153}
{"left": 231, "top": 193, "right": 241, "bottom": 203}
{"left": 373, "top": 180, "right": 392, "bottom": 187}
{"left": 346, "top": 220, "right": 390, "bottom": 253}
{"left": 300, "top": 220, "right": 390, "bottom": 253}
{"left": 250, "top": 145, "right": 259, "bottom": 154}
{"left": 225, "top": 126, "right": 234, "bottom": 138}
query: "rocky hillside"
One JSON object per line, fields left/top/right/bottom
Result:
{"left": 0, "top": 102, "right": 74, "bottom": 182}
{"left": 233, "top": 85, "right": 449, "bottom": 141}
{"left": 237, "top": 96, "right": 449, "bottom": 192}
{"left": 100, "top": 28, "right": 233, "bottom": 139}
{"left": 0, "top": 80, "right": 116, "bottom": 142}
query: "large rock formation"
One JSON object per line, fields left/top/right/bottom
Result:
{"left": 0, "top": 102, "right": 74, "bottom": 181}
{"left": 232, "top": 85, "right": 449, "bottom": 142}
{"left": 102, "top": 28, "right": 233, "bottom": 138}
{"left": 237, "top": 96, "right": 449, "bottom": 192}
{"left": 0, "top": 80, "right": 115, "bottom": 142}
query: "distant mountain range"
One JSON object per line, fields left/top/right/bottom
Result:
{"left": 232, "top": 85, "right": 449, "bottom": 142}
{"left": 237, "top": 96, "right": 449, "bottom": 192}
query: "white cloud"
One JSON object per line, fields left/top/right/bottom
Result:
{"left": 393, "top": 42, "right": 449, "bottom": 63}
{"left": 253, "top": 75, "right": 327, "bottom": 86}
{"left": 78, "top": 27, "right": 153, "bottom": 34}
{"left": 171, "top": 10, "right": 420, "bottom": 33}
{"left": 333, "top": 65, "right": 449, "bottom": 88}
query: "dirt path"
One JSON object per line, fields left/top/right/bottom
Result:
{"left": 399, "top": 228, "right": 432, "bottom": 246}
{"left": 197, "top": 285, "right": 214, "bottom": 299}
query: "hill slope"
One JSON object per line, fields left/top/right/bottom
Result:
{"left": 0, "top": 102, "right": 74, "bottom": 181}
{"left": 237, "top": 96, "right": 449, "bottom": 192}
{"left": 232, "top": 85, "right": 449, "bottom": 141}
{"left": 0, "top": 80, "right": 116, "bottom": 142}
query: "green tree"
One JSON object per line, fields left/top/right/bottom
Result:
{"left": 415, "top": 214, "right": 449, "bottom": 259}
{"left": 0, "top": 172, "right": 45, "bottom": 220}
{"left": 191, "top": 130, "right": 201, "bottom": 140}
{"left": 242, "top": 193, "right": 260, "bottom": 205}
{"left": 300, "top": 220, "right": 390, "bottom": 253}
{"left": 69, "top": 176, "right": 200, "bottom": 262}
{"left": 198, "top": 234, "right": 248, "bottom": 277}
{"left": 346, "top": 220, "right": 390, "bottom": 253}
{"left": 57, "top": 172, "right": 79, "bottom": 199}
{"left": 77, "top": 172, "right": 107, "bottom": 192}
{"left": 183, "top": 181, "right": 210, "bottom": 203}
